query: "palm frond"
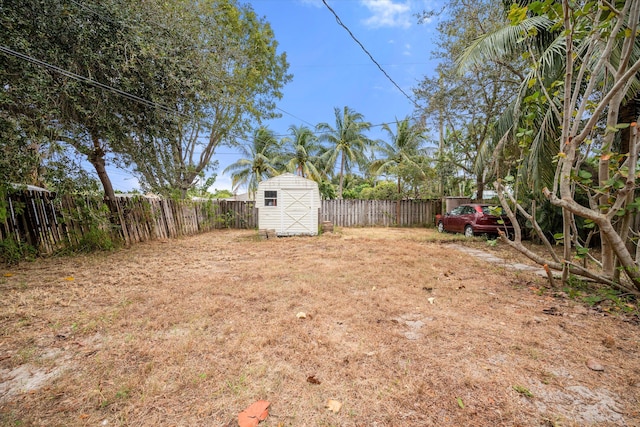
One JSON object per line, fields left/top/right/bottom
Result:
{"left": 458, "top": 15, "right": 555, "bottom": 71}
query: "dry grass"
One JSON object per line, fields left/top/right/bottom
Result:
{"left": 1, "top": 228, "right": 639, "bottom": 426}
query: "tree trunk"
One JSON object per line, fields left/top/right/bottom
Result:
{"left": 89, "top": 136, "right": 116, "bottom": 202}
{"left": 476, "top": 177, "right": 484, "bottom": 200}
{"left": 338, "top": 151, "right": 345, "bottom": 199}
{"left": 618, "top": 92, "right": 639, "bottom": 156}
{"left": 396, "top": 175, "right": 401, "bottom": 225}
{"left": 613, "top": 93, "right": 639, "bottom": 281}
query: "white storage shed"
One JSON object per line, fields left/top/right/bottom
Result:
{"left": 256, "top": 173, "right": 321, "bottom": 236}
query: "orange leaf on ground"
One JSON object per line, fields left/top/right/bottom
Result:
{"left": 238, "top": 400, "right": 270, "bottom": 427}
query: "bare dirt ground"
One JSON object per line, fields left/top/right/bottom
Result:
{"left": 1, "top": 228, "right": 639, "bottom": 426}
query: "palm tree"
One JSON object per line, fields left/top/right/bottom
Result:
{"left": 281, "top": 125, "right": 325, "bottom": 181}
{"left": 460, "top": 1, "right": 640, "bottom": 285}
{"left": 317, "top": 106, "right": 372, "bottom": 198}
{"left": 370, "top": 117, "right": 426, "bottom": 222}
{"left": 458, "top": 11, "right": 563, "bottom": 193}
{"left": 370, "top": 117, "right": 427, "bottom": 196}
{"left": 223, "top": 127, "right": 281, "bottom": 197}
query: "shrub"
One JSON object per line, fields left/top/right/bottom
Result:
{"left": 75, "top": 226, "right": 116, "bottom": 252}
{"left": 0, "top": 234, "right": 36, "bottom": 265}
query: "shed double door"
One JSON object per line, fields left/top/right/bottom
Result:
{"left": 280, "top": 188, "right": 315, "bottom": 234}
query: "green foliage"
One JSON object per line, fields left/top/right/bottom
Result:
{"left": 562, "top": 275, "right": 638, "bottom": 315}
{"left": 0, "top": 234, "right": 37, "bottom": 266}
{"left": 223, "top": 127, "right": 281, "bottom": 195}
{"left": 209, "top": 189, "right": 234, "bottom": 199}
{"left": 360, "top": 181, "right": 401, "bottom": 200}
{"left": 1, "top": 0, "right": 291, "bottom": 200}
{"left": 317, "top": 106, "right": 373, "bottom": 198}
{"left": 57, "top": 194, "right": 120, "bottom": 254}
{"left": 126, "top": 0, "right": 291, "bottom": 198}
{"left": 0, "top": 184, "right": 8, "bottom": 224}
{"left": 512, "top": 385, "right": 533, "bottom": 398}
{"left": 369, "top": 117, "right": 428, "bottom": 199}
{"left": 281, "top": 125, "right": 325, "bottom": 181}
{"left": 415, "top": 0, "right": 524, "bottom": 199}
{"left": 74, "top": 227, "right": 116, "bottom": 253}
{"left": 216, "top": 211, "right": 236, "bottom": 228}
{"left": 318, "top": 180, "right": 337, "bottom": 200}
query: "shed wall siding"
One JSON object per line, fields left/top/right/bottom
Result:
{"left": 257, "top": 174, "right": 320, "bottom": 236}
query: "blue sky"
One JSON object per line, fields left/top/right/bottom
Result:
{"left": 109, "top": 0, "right": 442, "bottom": 193}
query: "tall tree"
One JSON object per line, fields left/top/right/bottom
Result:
{"left": 223, "top": 127, "right": 281, "bottom": 196}
{"left": 123, "top": 0, "right": 291, "bottom": 198}
{"left": 0, "top": 0, "right": 145, "bottom": 200}
{"left": 370, "top": 117, "right": 427, "bottom": 221}
{"left": 1, "top": 0, "right": 290, "bottom": 200}
{"left": 317, "top": 106, "right": 372, "bottom": 199}
{"left": 414, "top": 0, "right": 525, "bottom": 199}
{"left": 472, "top": 1, "right": 640, "bottom": 292}
{"left": 281, "top": 125, "right": 325, "bottom": 181}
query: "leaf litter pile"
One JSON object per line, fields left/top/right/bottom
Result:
{"left": 1, "top": 228, "right": 639, "bottom": 426}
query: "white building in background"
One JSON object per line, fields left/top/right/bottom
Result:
{"left": 255, "top": 173, "right": 320, "bottom": 236}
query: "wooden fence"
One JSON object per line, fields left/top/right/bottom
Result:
{"left": 0, "top": 190, "right": 257, "bottom": 255}
{"left": 321, "top": 199, "right": 440, "bottom": 227}
{"left": 1, "top": 190, "right": 440, "bottom": 256}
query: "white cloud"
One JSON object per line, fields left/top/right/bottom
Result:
{"left": 403, "top": 43, "right": 412, "bottom": 56}
{"left": 360, "top": 0, "right": 412, "bottom": 29}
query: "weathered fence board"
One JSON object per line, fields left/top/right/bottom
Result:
{"left": 1, "top": 191, "right": 259, "bottom": 254}
{"left": 2, "top": 191, "right": 440, "bottom": 256}
{"left": 321, "top": 199, "right": 440, "bottom": 227}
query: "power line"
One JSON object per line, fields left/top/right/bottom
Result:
{"left": 321, "top": 0, "right": 420, "bottom": 109}
{"left": 0, "top": 45, "right": 185, "bottom": 118}
{"left": 275, "top": 107, "right": 316, "bottom": 128}
{"left": 1, "top": 45, "right": 413, "bottom": 142}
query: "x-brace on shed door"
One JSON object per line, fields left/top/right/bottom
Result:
{"left": 281, "top": 188, "right": 315, "bottom": 234}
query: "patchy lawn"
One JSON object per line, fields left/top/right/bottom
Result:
{"left": 1, "top": 228, "right": 639, "bottom": 426}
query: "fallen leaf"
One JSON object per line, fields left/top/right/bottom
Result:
{"left": 296, "top": 312, "right": 306, "bottom": 319}
{"left": 325, "top": 399, "right": 342, "bottom": 413}
{"left": 3, "top": 273, "right": 14, "bottom": 277}
{"left": 602, "top": 336, "right": 615, "bottom": 348}
{"left": 586, "top": 359, "right": 605, "bottom": 371}
{"left": 456, "top": 397, "right": 465, "bottom": 409}
{"left": 307, "top": 375, "right": 321, "bottom": 384}
{"left": 64, "top": 276, "right": 75, "bottom": 281}
{"left": 238, "top": 400, "right": 270, "bottom": 427}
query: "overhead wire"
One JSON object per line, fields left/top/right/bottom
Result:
{"left": 4, "top": 1, "right": 416, "bottom": 138}
{"left": 3, "top": 2, "right": 425, "bottom": 188}
{"left": 0, "top": 46, "right": 186, "bottom": 118}
{"left": 321, "top": 0, "right": 421, "bottom": 110}
{"left": 0, "top": 44, "right": 403, "bottom": 143}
